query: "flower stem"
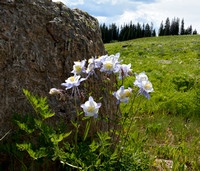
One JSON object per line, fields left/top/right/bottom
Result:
{"left": 114, "top": 92, "right": 137, "bottom": 146}
{"left": 117, "top": 94, "right": 142, "bottom": 159}
{"left": 74, "top": 97, "right": 79, "bottom": 152}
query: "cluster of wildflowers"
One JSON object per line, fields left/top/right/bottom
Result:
{"left": 49, "top": 53, "right": 154, "bottom": 117}
{"left": 133, "top": 71, "right": 154, "bottom": 99}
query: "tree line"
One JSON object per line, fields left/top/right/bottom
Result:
{"left": 100, "top": 22, "right": 156, "bottom": 43}
{"left": 159, "top": 18, "right": 197, "bottom": 36}
{"left": 100, "top": 17, "right": 198, "bottom": 43}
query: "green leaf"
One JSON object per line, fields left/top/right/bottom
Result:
{"left": 34, "top": 119, "right": 42, "bottom": 128}
{"left": 83, "top": 118, "right": 92, "bottom": 141}
{"left": 110, "top": 149, "right": 118, "bottom": 160}
{"left": 82, "top": 116, "right": 90, "bottom": 121}
{"left": 96, "top": 159, "right": 101, "bottom": 165}
{"left": 22, "top": 89, "right": 55, "bottom": 120}
{"left": 15, "top": 121, "right": 35, "bottom": 134}
{"left": 17, "top": 143, "right": 47, "bottom": 160}
{"left": 89, "top": 141, "right": 99, "bottom": 152}
{"left": 71, "top": 120, "right": 78, "bottom": 127}
{"left": 50, "top": 131, "right": 72, "bottom": 144}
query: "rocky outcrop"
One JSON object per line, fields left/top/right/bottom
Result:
{"left": 0, "top": 0, "right": 117, "bottom": 138}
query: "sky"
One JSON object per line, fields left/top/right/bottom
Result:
{"left": 52, "top": 0, "right": 200, "bottom": 34}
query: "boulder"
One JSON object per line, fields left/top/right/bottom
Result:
{"left": 0, "top": 0, "right": 117, "bottom": 139}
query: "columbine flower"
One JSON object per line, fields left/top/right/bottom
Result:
{"left": 49, "top": 88, "right": 62, "bottom": 95}
{"left": 118, "top": 63, "right": 133, "bottom": 80}
{"left": 105, "top": 53, "right": 120, "bottom": 64}
{"left": 100, "top": 53, "right": 122, "bottom": 74}
{"left": 86, "top": 57, "right": 96, "bottom": 76}
{"left": 136, "top": 71, "right": 148, "bottom": 82}
{"left": 61, "top": 74, "right": 86, "bottom": 96}
{"left": 95, "top": 55, "right": 108, "bottom": 68}
{"left": 81, "top": 96, "right": 101, "bottom": 118}
{"left": 113, "top": 86, "right": 132, "bottom": 104}
{"left": 49, "top": 88, "right": 65, "bottom": 100}
{"left": 71, "top": 60, "right": 86, "bottom": 75}
{"left": 134, "top": 72, "right": 154, "bottom": 99}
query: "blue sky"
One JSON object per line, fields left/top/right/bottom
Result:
{"left": 53, "top": 0, "right": 200, "bottom": 34}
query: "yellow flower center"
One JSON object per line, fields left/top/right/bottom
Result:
{"left": 145, "top": 84, "right": 151, "bottom": 89}
{"left": 128, "top": 70, "right": 133, "bottom": 76}
{"left": 87, "top": 106, "right": 94, "bottom": 112}
{"left": 70, "top": 77, "right": 75, "bottom": 82}
{"left": 88, "top": 58, "right": 94, "bottom": 64}
{"left": 120, "top": 94, "right": 126, "bottom": 98}
{"left": 125, "top": 90, "right": 132, "bottom": 97}
{"left": 105, "top": 63, "right": 112, "bottom": 69}
{"left": 75, "top": 65, "right": 82, "bottom": 73}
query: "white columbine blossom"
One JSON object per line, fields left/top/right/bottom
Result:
{"left": 113, "top": 86, "right": 132, "bottom": 104}
{"left": 118, "top": 63, "right": 133, "bottom": 80}
{"left": 95, "top": 55, "right": 108, "bottom": 68}
{"left": 136, "top": 71, "right": 148, "bottom": 82}
{"left": 81, "top": 96, "right": 101, "bottom": 118}
{"left": 142, "top": 80, "right": 154, "bottom": 93}
{"left": 71, "top": 60, "right": 86, "bottom": 75}
{"left": 134, "top": 71, "right": 154, "bottom": 99}
{"left": 49, "top": 88, "right": 61, "bottom": 95}
{"left": 100, "top": 53, "right": 122, "bottom": 74}
{"left": 61, "top": 74, "right": 86, "bottom": 90}
{"left": 86, "top": 57, "right": 96, "bottom": 75}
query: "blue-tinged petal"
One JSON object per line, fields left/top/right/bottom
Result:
{"left": 143, "top": 91, "right": 150, "bottom": 100}
{"left": 113, "top": 91, "right": 117, "bottom": 97}
{"left": 89, "top": 96, "right": 94, "bottom": 102}
{"left": 93, "top": 114, "right": 98, "bottom": 118}
{"left": 116, "top": 100, "right": 120, "bottom": 104}
{"left": 81, "top": 104, "right": 86, "bottom": 108}
{"left": 97, "top": 103, "right": 101, "bottom": 108}
{"left": 134, "top": 80, "right": 142, "bottom": 88}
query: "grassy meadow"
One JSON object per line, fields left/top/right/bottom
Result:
{"left": 105, "top": 35, "right": 200, "bottom": 170}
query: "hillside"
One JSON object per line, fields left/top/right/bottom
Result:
{"left": 105, "top": 35, "right": 200, "bottom": 170}
{"left": 105, "top": 35, "right": 200, "bottom": 117}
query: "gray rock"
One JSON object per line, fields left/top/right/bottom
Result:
{"left": 158, "top": 60, "right": 173, "bottom": 64}
{"left": 0, "top": 0, "right": 117, "bottom": 138}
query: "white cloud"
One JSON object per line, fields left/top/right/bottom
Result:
{"left": 53, "top": 0, "right": 84, "bottom": 6}
{"left": 137, "top": 0, "right": 200, "bottom": 33}
{"left": 95, "top": 0, "right": 200, "bottom": 33}
{"left": 52, "top": 0, "right": 200, "bottom": 33}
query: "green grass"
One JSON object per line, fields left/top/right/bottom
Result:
{"left": 105, "top": 35, "right": 200, "bottom": 117}
{"left": 105, "top": 35, "right": 200, "bottom": 170}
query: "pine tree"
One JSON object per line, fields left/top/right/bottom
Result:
{"left": 170, "top": 17, "right": 180, "bottom": 35}
{"left": 180, "top": 19, "right": 185, "bottom": 35}
{"left": 158, "top": 21, "right": 164, "bottom": 36}
{"left": 193, "top": 29, "right": 197, "bottom": 35}
{"left": 142, "top": 23, "right": 145, "bottom": 37}
{"left": 164, "top": 18, "right": 170, "bottom": 35}
{"left": 152, "top": 29, "right": 156, "bottom": 37}
{"left": 144, "top": 23, "right": 151, "bottom": 37}
{"left": 136, "top": 23, "right": 142, "bottom": 38}
{"left": 185, "top": 25, "right": 192, "bottom": 35}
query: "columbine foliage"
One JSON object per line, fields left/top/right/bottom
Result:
{"left": 23, "top": 89, "right": 55, "bottom": 120}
